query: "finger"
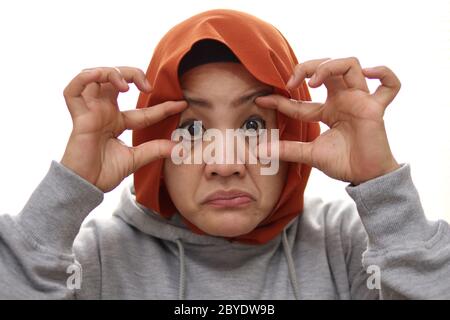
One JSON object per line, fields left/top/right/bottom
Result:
{"left": 63, "top": 68, "right": 102, "bottom": 118}
{"left": 96, "top": 66, "right": 152, "bottom": 101}
{"left": 287, "top": 59, "right": 347, "bottom": 94}
{"left": 82, "top": 67, "right": 130, "bottom": 98}
{"left": 286, "top": 58, "right": 330, "bottom": 89}
{"left": 94, "top": 66, "right": 150, "bottom": 102}
{"left": 64, "top": 68, "right": 102, "bottom": 98}
{"left": 114, "top": 66, "right": 152, "bottom": 93}
{"left": 131, "top": 139, "right": 177, "bottom": 173}
{"left": 323, "top": 75, "right": 347, "bottom": 95}
{"left": 309, "top": 57, "right": 369, "bottom": 92}
{"left": 82, "top": 82, "right": 102, "bottom": 99}
{"left": 362, "top": 66, "right": 401, "bottom": 107}
{"left": 104, "top": 67, "right": 152, "bottom": 102}
{"left": 257, "top": 140, "right": 314, "bottom": 167}
{"left": 255, "top": 94, "right": 324, "bottom": 122}
{"left": 121, "top": 100, "right": 188, "bottom": 130}
{"left": 279, "top": 140, "right": 314, "bottom": 166}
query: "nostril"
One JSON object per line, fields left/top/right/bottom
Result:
{"left": 209, "top": 171, "right": 241, "bottom": 177}
{"left": 206, "top": 164, "right": 246, "bottom": 178}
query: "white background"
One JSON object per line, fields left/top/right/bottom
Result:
{"left": 0, "top": 0, "right": 449, "bottom": 222}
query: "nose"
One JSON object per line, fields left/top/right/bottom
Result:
{"left": 204, "top": 162, "right": 246, "bottom": 178}
{"left": 203, "top": 131, "right": 247, "bottom": 179}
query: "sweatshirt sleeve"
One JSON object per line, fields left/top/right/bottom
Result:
{"left": 345, "top": 163, "right": 450, "bottom": 299}
{"left": 0, "top": 160, "right": 104, "bottom": 299}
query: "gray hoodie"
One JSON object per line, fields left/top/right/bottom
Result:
{"left": 0, "top": 160, "right": 449, "bottom": 299}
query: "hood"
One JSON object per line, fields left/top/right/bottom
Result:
{"left": 132, "top": 9, "right": 320, "bottom": 245}
{"left": 113, "top": 182, "right": 302, "bottom": 299}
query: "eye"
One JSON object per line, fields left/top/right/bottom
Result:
{"left": 179, "top": 120, "right": 205, "bottom": 140}
{"left": 242, "top": 116, "right": 266, "bottom": 136}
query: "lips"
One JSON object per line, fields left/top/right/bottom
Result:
{"left": 202, "top": 190, "right": 255, "bottom": 208}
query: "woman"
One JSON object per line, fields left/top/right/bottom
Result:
{"left": 1, "top": 9, "right": 449, "bottom": 299}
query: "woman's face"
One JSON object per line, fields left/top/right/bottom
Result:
{"left": 163, "top": 62, "right": 288, "bottom": 237}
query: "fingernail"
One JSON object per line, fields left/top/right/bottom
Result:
{"left": 309, "top": 73, "right": 317, "bottom": 85}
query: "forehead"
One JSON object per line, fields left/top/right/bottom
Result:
{"left": 179, "top": 62, "right": 270, "bottom": 94}
{"left": 178, "top": 62, "right": 276, "bottom": 123}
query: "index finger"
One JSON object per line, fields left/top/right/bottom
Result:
{"left": 64, "top": 67, "right": 151, "bottom": 99}
{"left": 63, "top": 68, "right": 103, "bottom": 99}
{"left": 121, "top": 100, "right": 188, "bottom": 130}
{"left": 255, "top": 94, "right": 324, "bottom": 122}
{"left": 113, "top": 66, "right": 152, "bottom": 93}
{"left": 63, "top": 69, "right": 103, "bottom": 118}
{"left": 362, "top": 66, "right": 401, "bottom": 107}
{"left": 286, "top": 58, "right": 330, "bottom": 89}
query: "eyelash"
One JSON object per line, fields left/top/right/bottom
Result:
{"left": 178, "top": 115, "right": 267, "bottom": 138}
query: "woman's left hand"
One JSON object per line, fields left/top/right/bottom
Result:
{"left": 255, "top": 57, "right": 401, "bottom": 185}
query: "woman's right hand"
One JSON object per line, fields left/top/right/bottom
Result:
{"left": 60, "top": 66, "right": 187, "bottom": 193}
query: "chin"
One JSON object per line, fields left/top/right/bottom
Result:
{"left": 197, "top": 209, "right": 261, "bottom": 238}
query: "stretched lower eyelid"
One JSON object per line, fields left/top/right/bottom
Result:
{"left": 178, "top": 119, "right": 197, "bottom": 128}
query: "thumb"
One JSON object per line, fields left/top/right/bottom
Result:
{"left": 130, "top": 139, "right": 176, "bottom": 173}
{"left": 257, "top": 140, "right": 315, "bottom": 166}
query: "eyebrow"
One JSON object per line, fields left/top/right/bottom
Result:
{"left": 183, "top": 87, "right": 274, "bottom": 108}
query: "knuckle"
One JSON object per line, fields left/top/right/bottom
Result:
{"left": 63, "top": 87, "right": 70, "bottom": 98}
{"left": 379, "top": 65, "right": 390, "bottom": 73}
{"left": 92, "top": 67, "right": 105, "bottom": 75}
{"left": 111, "top": 66, "right": 122, "bottom": 77}
{"left": 348, "top": 56, "right": 361, "bottom": 66}
{"left": 137, "top": 68, "right": 146, "bottom": 79}
{"left": 127, "top": 67, "right": 145, "bottom": 80}
{"left": 143, "top": 108, "right": 153, "bottom": 126}
{"left": 291, "top": 103, "right": 302, "bottom": 119}
{"left": 293, "top": 63, "right": 307, "bottom": 78}
{"left": 316, "top": 64, "right": 329, "bottom": 77}
{"left": 395, "top": 79, "right": 402, "bottom": 92}
{"left": 318, "top": 58, "right": 331, "bottom": 66}
{"left": 294, "top": 63, "right": 303, "bottom": 74}
{"left": 81, "top": 67, "right": 95, "bottom": 73}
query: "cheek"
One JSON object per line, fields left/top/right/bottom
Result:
{"left": 163, "top": 160, "right": 203, "bottom": 210}
{"left": 247, "top": 161, "right": 288, "bottom": 210}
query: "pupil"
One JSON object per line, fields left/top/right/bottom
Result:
{"left": 188, "top": 124, "right": 199, "bottom": 136}
{"left": 246, "top": 120, "right": 258, "bottom": 130}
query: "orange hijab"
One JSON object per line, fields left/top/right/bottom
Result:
{"left": 133, "top": 9, "right": 320, "bottom": 244}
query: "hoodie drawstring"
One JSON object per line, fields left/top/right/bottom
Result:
{"left": 175, "top": 239, "right": 186, "bottom": 300}
{"left": 175, "top": 231, "right": 298, "bottom": 300}
{"left": 282, "top": 228, "right": 299, "bottom": 300}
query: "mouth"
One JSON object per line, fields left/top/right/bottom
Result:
{"left": 202, "top": 189, "right": 255, "bottom": 208}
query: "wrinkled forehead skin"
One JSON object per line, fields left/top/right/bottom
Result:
{"left": 132, "top": 9, "right": 320, "bottom": 245}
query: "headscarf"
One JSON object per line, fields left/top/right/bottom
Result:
{"left": 132, "top": 9, "right": 321, "bottom": 244}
